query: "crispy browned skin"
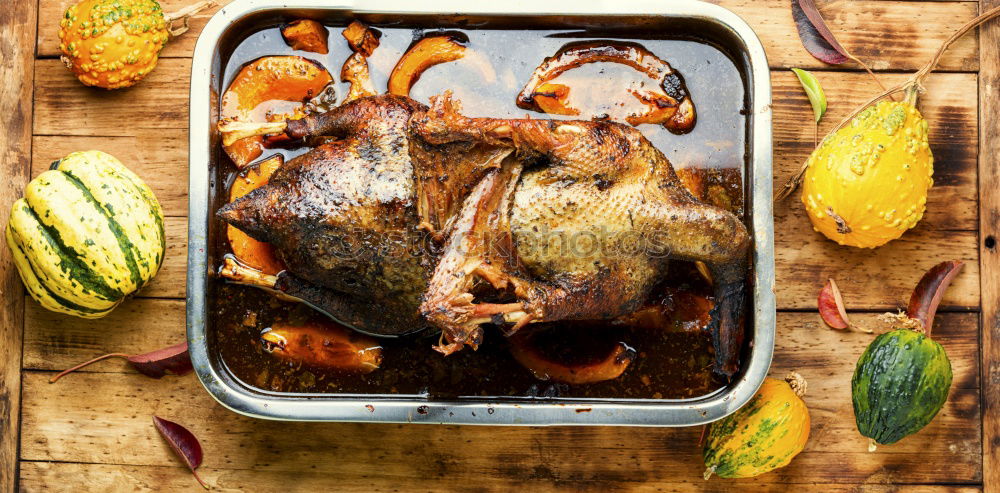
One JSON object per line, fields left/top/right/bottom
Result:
{"left": 218, "top": 95, "right": 430, "bottom": 335}
{"left": 413, "top": 94, "right": 748, "bottom": 375}
{"left": 219, "top": 93, "right": 749, "bottom": 376}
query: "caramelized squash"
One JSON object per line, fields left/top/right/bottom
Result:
{"left": 342, "top": 20, "right": 381, "bottom": 56}
{"left": 220, "top": 56, "right": 333, "bottom": 167}
{"left": 339, "top": 21, "right": 380, "bottom": 103}
{"left": 532, "top": 83, "right": 579, "bottom": 116}
{"left": 227, "top": 154, "right": 285, "bottom": 275}
{"left": 388, "top": 35, "right": 467, "bottom": 97}
{"left": 281, "top": 19, "right": 329, "bottom": 54}
{"left": 517, "top": 41, "right": 696, "bottom": 134}
{"left": 261, "top": 319, "right": 382, "bottom": 373}
{"left": 508, "top": 324, "right": 636, "bottom": 384}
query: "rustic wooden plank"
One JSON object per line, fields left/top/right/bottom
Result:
{"left": 34, "top": 58, "right": 191, "bottom": 136}
{"left": 978, "top": 1, "right": 1000, "bottom": 492}
{"left": 0, "top": 0, "right": 36, "bottom": 490}
{"left": 35, "top": 0, "right": 979, "bottom": 72}
{"left": 19, "top": 311, "right": 981, "bottom": 485}
{"left": 713, "top": 0, "right": 979, "bottom": 72}
{"left": 32, "top": 132, "right": 189, "bottom": 217}
{"left": 16, "top": 462, "right": 985, "bottom": 493}
{"left": 36, "top": 0, "right": 225, "bottom": 59}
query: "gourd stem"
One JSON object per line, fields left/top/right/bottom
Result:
{"left": 847, "top": 54, "right": 892, "bottom": 99}
{"left": 785, "top": 371, "right": 808, "bottom": 398}
{"left": 164, "top": 0, "right": 217, "bottom": 37}
{"left": 49, "top": 353, "right": 130, "bottom": 383}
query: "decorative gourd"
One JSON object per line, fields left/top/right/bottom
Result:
{"left": 800, "top": 100, "right": 932, "bottom": 248}
{"left": 58, "top": 0, "right": 213, "bottom": 89}
{"left": 5, "top": 151, "right": 164, "bottom": 318}
{"left": 703, "top": 372, "right": 811, "bottom": 479}
{"left": 852, "top": 328, "right": 952, "bottom": 450}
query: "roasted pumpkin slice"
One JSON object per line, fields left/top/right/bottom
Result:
{"left": 227, "top": 154, "right": 285, "bottom": 275}
{"left": 220, "top": 56, "right": 333, "bottom": 167}
{"left": 508, "top": 323, "right": 636, "bottom": 385}
{"left": 388, "top": 34, "right": 468, "bottom": 97}
{"left": 342, "top": 20, "right": 381, "bottom": 56}
{"left": 516, "top": 41, "right": 696, "bottom": 134}
{"left": 261, "top": 318, "right": 383, "bottom": 373}
{"left": 281, "top": 19, "right": 329, "bottom": 54}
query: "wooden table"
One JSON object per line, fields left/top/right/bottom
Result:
{"left": 1, "top": 0, "right": 997, "bottom": 491}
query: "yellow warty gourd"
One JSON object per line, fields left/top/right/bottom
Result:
{"left": 801, "top": 100, "right": 933, "bottom": 248}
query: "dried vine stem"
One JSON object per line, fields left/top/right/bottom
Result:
{"left": 165, "top": 0, "right": 216, "bottom": 37}
{"left": 776, "top": 5, "right": 1000, "bottom": 202}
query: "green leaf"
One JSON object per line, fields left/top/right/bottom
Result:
{"left": 791, "top": 68, "right": 827, "bottom": 123}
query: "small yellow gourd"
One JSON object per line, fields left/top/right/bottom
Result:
{"left": 800, "top": 100, "right": 933, "bottom": 248}
{"left": 703, "top": 372, "right": 811, "bottom": 479}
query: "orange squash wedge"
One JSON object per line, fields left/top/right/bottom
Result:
{"left": 388, "top": 35, "right": 467, "bottom": 97}
{"left": 281, "top": 19, "right": 329, "bottom": 54}
{"left": 220, "top": 56, "right": 333, "bottom": 167}
{"left": 261, "top": 318, "right": 383, "bottom": 373}
{"left": 227, "top": 154, "right": 285, "bottom": 274}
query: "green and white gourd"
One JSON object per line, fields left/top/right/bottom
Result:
{"left": 5, "top": 150, "right": 164, "bottom": 318}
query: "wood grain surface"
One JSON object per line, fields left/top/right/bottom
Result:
{"left": 978, "top": 1, "right": 1000, "bottom": 491}
{"left": 0, "top": 1, "right": 37, "bottom": 491}
{"left": 6, "top": 0, "right": 997, "bottom": 491}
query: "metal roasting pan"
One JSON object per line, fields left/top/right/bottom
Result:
{"left": 187, "top": 0, "right": 774, "bottom": 425}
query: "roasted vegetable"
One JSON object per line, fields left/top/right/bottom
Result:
{"left": 261, "top": 319, "right": 382, "bottom": 373}
{"left": 388, "top": 34, "right": 468, "bottom": 97}
{"left": 703, "top": 372, "right": 811, "bottom": 479}
{"left": 227, "top": 154, "right": 285, "bottom": 275}
{"left": 281, "top": 19, "right": 329, "bottom": 54}
{"left": 508, "top": 324, "right": 636, "bottom": 384}
{"left": 516, "top": 41, "right": 696, "bottom": 134}
{"left": 58, "top": 0, "right": 213, "bottom": 89}
{"left": 340, "top": 21, "right": 380, "bottom": 103}
{"left": 852, "top": 260, "right": 963, "bottom": 450}
{"left": 6, "top": 151, "right": 164, "bottom": 318}
{"left": 800, "top": 100, "right": 933, "bottom": 248}
{"left": 220, "top": 56, "right": 333, "bottom": 167}
{"left": 342, "top": 20, "right": 381, "bottom": 56}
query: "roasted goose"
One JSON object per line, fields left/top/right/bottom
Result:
{"left": 218, "top": 93, "right": 750, "bottom": 376}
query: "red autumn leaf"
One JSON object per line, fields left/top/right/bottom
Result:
{"left": 817, "top": 278, "right": 850, "bottom": 329}
{"left": 907, "top": 260, "right": 964, "bottom": 333}
{"left": 153, "top": 416, "right": 209, "bottom": 489}
{"left": 792, "top": 0, "right": 851, "bottom": 64}
{"left": 49, "top": 342, "right": 192, "bottom": 383}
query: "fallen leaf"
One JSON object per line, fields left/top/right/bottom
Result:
{"left": 818, "top": 279, "right": 872, "bottom": 333}
{"left": 792, "top": 0, "right": 850, "bottom": 64}
{"left": 817, "top": 278, "right": 849, "bottom": 329}
{"left": 907, "top": 260, "right": 964, "bottom": 334}
{"left": 49, "top": 342, "right": 192, "bottom": 383}
{"left": 791, "top": 68, "right": 827, "bottom": 123}
{"left": 153, "top": 416, "right": 209, "bottom": 489}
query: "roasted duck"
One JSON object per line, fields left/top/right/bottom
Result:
{"left": 218, "top": 93, "right": 750, "bottom": 376}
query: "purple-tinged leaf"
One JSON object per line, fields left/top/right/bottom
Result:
{"left": 128, "top": 342, "right": 193, "bottom": 378}
{"left": 153, "top": 416, "right": 209, "bottom": 489}
{"left": 907, "top": 261, "right": 964, "bottom": 335}
{"left": 792, "top": 0, "right": 850, "bottom": 64}
{"left": 49, "top": 342, "right": 192, "bottom": 383}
